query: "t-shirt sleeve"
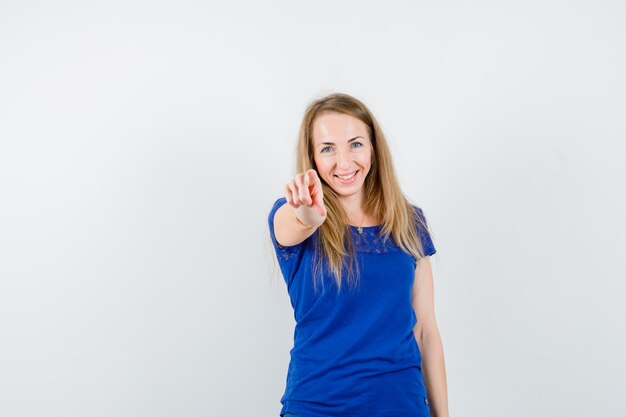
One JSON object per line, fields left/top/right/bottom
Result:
{"left": 268, "top": 197, "right": 307, "bottom": 279}
{"left": 413, "top": 205, "right": 437, "bottom": 257}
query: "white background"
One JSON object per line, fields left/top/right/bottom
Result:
{"left": 1, "top": 1, "right": 625, "bottom": 416}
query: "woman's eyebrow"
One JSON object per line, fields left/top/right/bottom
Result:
{"left": 318, "top": 136, "right": 364, "bottom": 146}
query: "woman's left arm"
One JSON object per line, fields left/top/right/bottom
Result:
{"left": 412, "top": 256, "right": 449, "bottom": 417}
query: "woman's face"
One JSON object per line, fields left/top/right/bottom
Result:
{"left": 312, "top": 112, "right": 373, "bottom": 199}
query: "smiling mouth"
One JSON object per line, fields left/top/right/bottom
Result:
{"left": 334, "top": 170, "right": 359, "bottom": 185}
{"left": 334, "top": 171, "right": 357, "bottom": 179}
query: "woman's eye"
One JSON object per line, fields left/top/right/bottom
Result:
{"left": 352, "top": 142, "right": 363, "bottom": 148}
{"left": 321, "top": 146, "right": 332, "bottom": 153}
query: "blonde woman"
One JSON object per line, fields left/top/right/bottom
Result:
{"left": 268, "top": 93, "right": 449, "bottom": 417}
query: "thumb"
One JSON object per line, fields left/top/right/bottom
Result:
{"left": 308, "top": 169, "right": 322, "bottom": 194}
{"left": 308, "top": 170, "right": 325, "bottom": 217}
{"left": 303, "top": 172, "right": 313, "bottom": 206}
{"left": 308, "top": 169, "right": 320, "bottom": 185}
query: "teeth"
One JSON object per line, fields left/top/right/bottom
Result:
{"left": 337, "top": 171, "right": 356, "bottom": 179}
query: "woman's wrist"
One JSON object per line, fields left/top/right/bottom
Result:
{"left": 294, "top": 215, "right": 315, "bottom": 229}
{"left": 295, "top": 205, "right": 326, "bottom": 228}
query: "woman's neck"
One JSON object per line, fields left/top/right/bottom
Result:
{"left": 339, "top": 193, "right": 365, "bottom": 218}
{"left": 339, "top": 193, "right": 380, "bottom": 225}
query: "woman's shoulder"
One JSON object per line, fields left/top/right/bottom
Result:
{"left": 268, "top": 196, "right": 288, "bottom": 219}
{"left": 408, "top": 203, "right": 429, "bottom": 223}
{"left": 271, "top": 196, "right": 288, "bottom": 208}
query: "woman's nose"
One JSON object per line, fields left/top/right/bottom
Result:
{"left": 336, "top": 151, "right": 351, "bottom": 168}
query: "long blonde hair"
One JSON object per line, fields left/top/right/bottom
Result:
{"left": 296, "top": 92, "right": 433, "bottom": 293}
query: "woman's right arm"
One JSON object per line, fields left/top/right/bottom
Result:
{"left": 274, "top": 169, "right": 327, "bottom": 248}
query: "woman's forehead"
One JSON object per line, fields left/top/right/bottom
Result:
{"left": 312, "top": 112, "right": 369, "bottom": 143}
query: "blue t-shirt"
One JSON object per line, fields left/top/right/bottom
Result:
{"left": 268, "top": 197, "right": 436, "bottom": 417}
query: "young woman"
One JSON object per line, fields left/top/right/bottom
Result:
{"left": 268, "top": 93, "right": 449, "bottom": 417}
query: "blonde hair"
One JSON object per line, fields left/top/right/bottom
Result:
{"left": 296, "top": 92, "right": 433, "bottom": 293}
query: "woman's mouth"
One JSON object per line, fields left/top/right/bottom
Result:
{"left": 334, "top": 170, "right": 358, "bottom": 184}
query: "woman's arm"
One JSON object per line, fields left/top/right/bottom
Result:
{"left": 412, "top": 256, "right": 449, "bottom": 417}
{"left": 274, "top": 170, "right": 327, "bottom": 248}
{"left": 274, "top": 203, "right": 324, "bottom": 247}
